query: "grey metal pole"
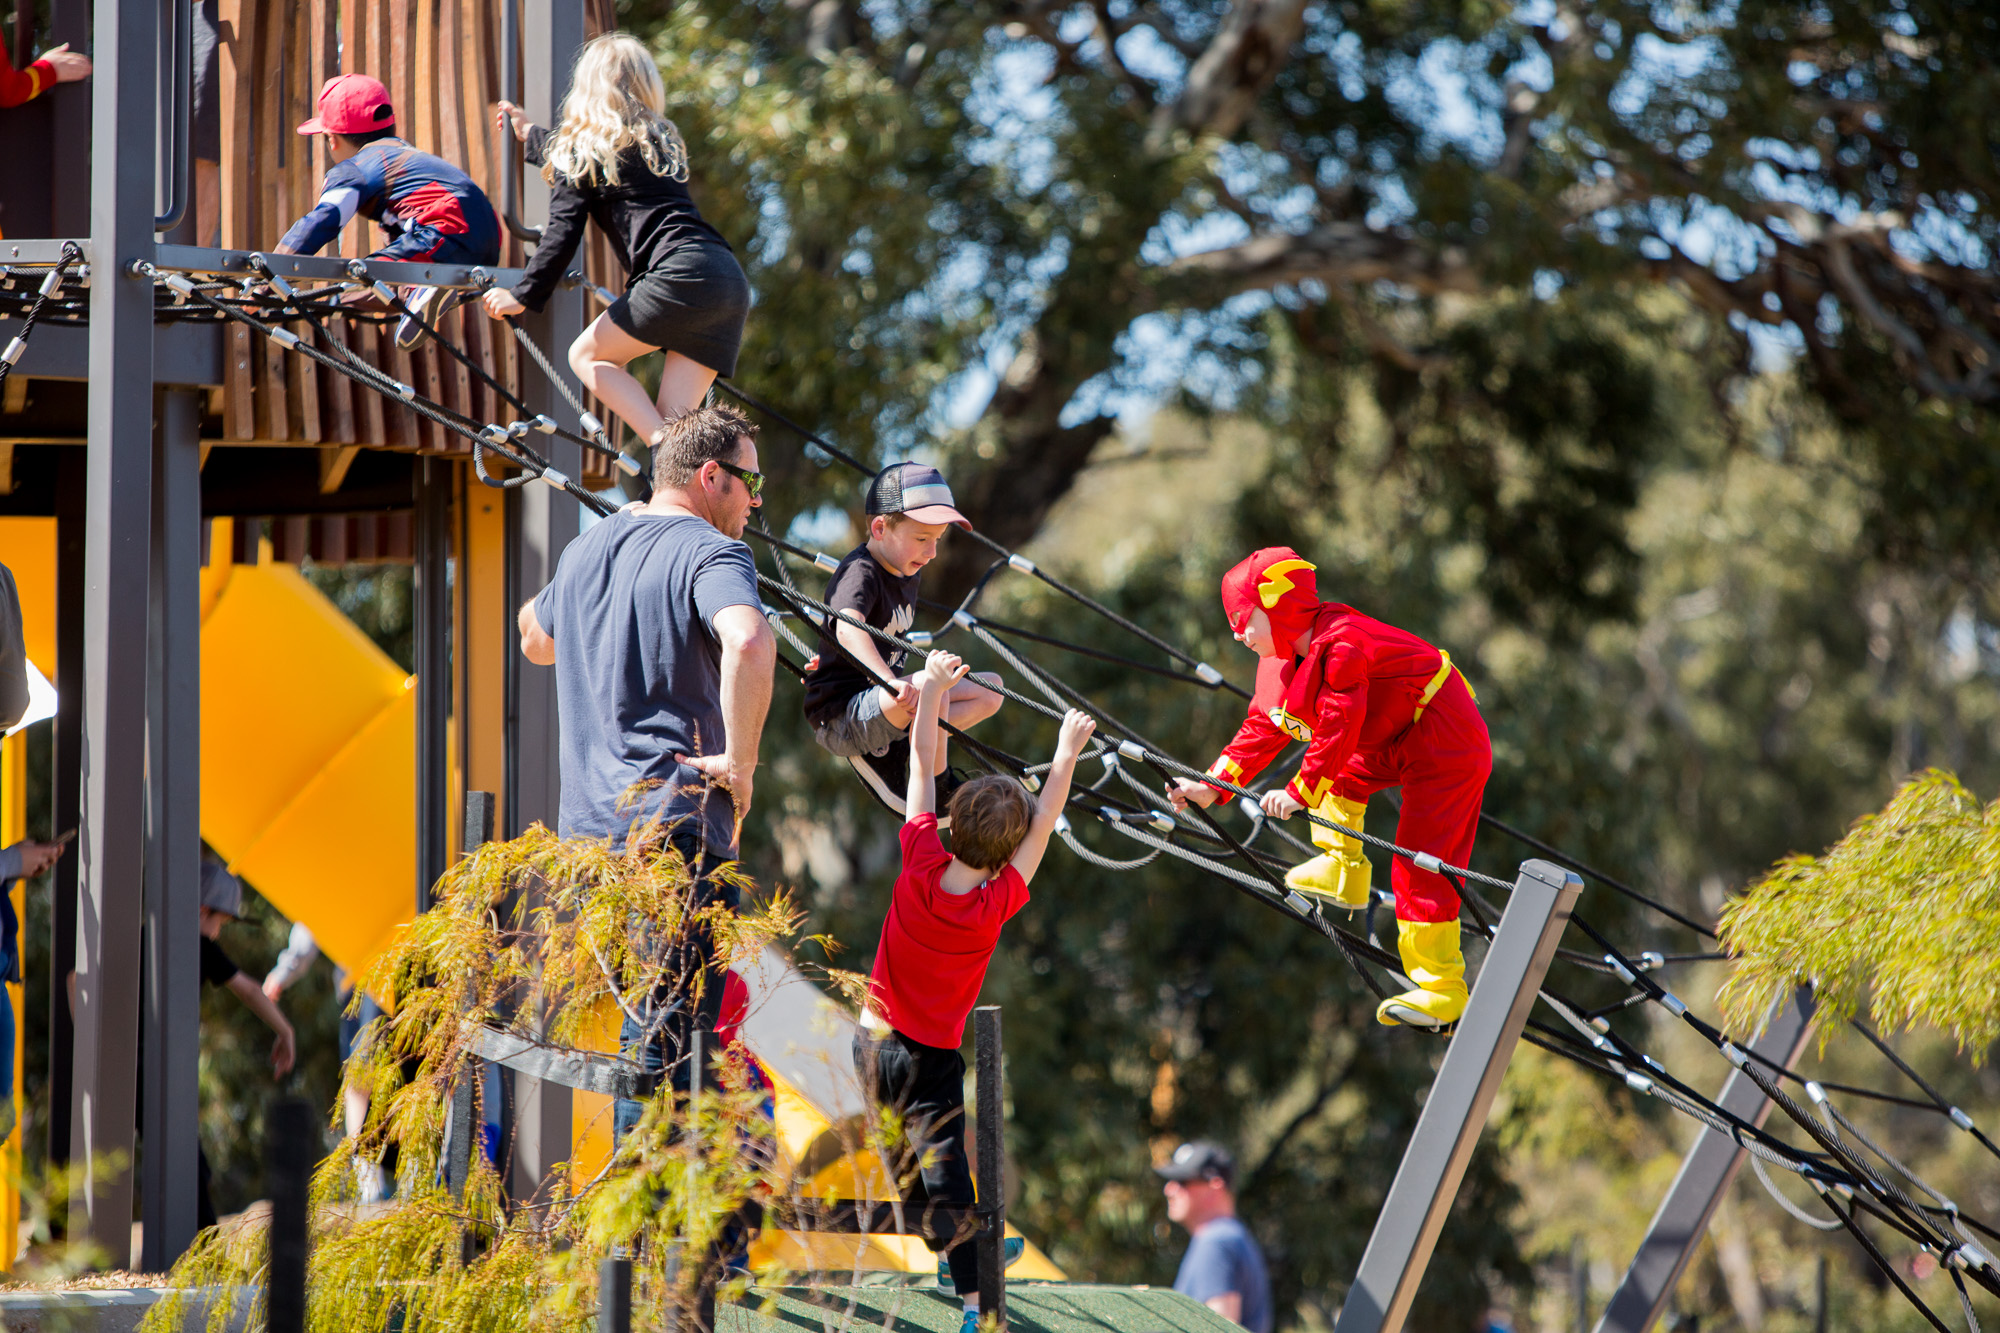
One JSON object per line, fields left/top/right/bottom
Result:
{"left": 1594, "top": 987, "right": 1815, "bottom": 1333}
{"left": 71, "top": 0, "right": 159, "bottom": 1259}
{"left": 1333, "top": 860, "right": 1583, "bottom": 1333}
{"left": 47, "top": 449, "right": 85, "bottom": 1169}
{"left": 415, "top": 456, "right": 451, "bottom": 913}
{"left": 139, "top": 388, "right": 202, "bottom": 1271}
{"left": 505, "top": 0, "right": 585, "bottom": 1211}
{"left": 266, "top": 1098, "right": 315, "bottom": 1333}
{"left": 599, "top": 1255, "right": 633, "bottom": 1333}
{"left": 975, "top": 1005, "right": 1006, "bottom": 1330}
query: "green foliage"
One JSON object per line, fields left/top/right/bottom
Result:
{"left": 1719, "top": 770, "right": 2000, "bottom": 1054}
{"left": 143, "top": 818, "right": 810, "bottom": 1332}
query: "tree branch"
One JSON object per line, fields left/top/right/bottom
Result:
{"left": 1160, "top": 220, "right": 1478, "bottom": 300}
{"left": 1147, "top": 0, "right": 1308, "bottom": 147}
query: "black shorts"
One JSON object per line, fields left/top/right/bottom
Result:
{"left": 608, "top": 241, "right": 750, "bottom": 378}
{"left": 191, "top": 0, "right": 221, "bottom": 162}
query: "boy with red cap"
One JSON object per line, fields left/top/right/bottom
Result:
{"left": 1168, "top": 548, "right": 1491, "bottom": 1029}
{"left": 277, "top": 74, "right": 501, "bottom": 350}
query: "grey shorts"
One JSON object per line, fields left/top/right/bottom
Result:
{"left": 813, "top": 687, "right": 905, "bottom": 758}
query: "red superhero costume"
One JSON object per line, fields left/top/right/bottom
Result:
{"left": 0, "top": 50, "right": 58, "bottom": 108}
{"left": 1201, "top": 548, "right": 1492, "bottom": 1028}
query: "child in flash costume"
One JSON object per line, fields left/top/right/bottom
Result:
{"left": 1194, "top": 548, "right": 1491, "bottom": 1028}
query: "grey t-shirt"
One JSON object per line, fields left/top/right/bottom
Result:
{"left": 532, "top": 511, "right": 761, "bottom": 854}
{"left": 1173, "top": 1216, "right": 1272, "bottom": 1333}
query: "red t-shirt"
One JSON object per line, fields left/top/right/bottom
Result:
{"left": 866, "top": 813, "right": 1030, "bottom": 1050}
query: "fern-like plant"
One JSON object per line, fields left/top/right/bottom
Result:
{"left": 1718, "top": 769, "right": 2000, "bottom": 1055}
{"left": 144, "top": 811, "right": 847, "bottom": 1332}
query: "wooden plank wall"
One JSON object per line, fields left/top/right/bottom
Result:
{"left": 213, "top": 0, "right": 620, "bottom": 481}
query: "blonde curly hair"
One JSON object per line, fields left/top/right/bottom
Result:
{"left": 540, "top": 33, "right": 689, "bottom": 190}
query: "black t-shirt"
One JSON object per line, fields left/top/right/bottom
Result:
{"left": 802, "top": 544, "right": 919, "bottom": 727}
{"left": 200, "top": 935, "right": 242, "bottom": 989}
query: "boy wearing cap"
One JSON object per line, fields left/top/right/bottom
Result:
{"left": 277, "top": 73, "right": 502, "bottom": 351}
{"left": 802, "top": 463, "right": 1003, "bottom": 816}
{"left": 1156, "top": 1141, "right": 1272, "bottom": 1333}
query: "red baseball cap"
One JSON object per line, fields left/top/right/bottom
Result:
{"left": 297, "top": 73, "right": 396, "bottom": 136}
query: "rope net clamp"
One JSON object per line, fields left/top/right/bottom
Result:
{"left": 951, "top": 609, "right": 978, "bottom": 631}
{"left": 1195, "top": 662, "right": 1224, "bottom": 687}
{"left": 1007, "top": 553, "right": 1037, "bottom": 575}
{"left": 1639, "top": 950, "right": 1666, "bottom": 970}
{"left": 1606, "top": 955, "right": 1641, "bottom": 986}
{"left": 1659, "top": 990, "right": 1691, "bottom": 1019}
{"left": 1147, "top": 811, "right": 1176, "bottom": 833}
{"left": 1284, "top": 891, "right": 1316, "bottom": 916}
{"left": 1722, "top": 1041, "right": 1746, "bottom": 1067}
{"left": 535, "top": 415, "right": 559, "bottom": 435}
{"left": 0, "top": 338, "right": 24, "bottom": 367}
{"left": 615, "top": 453, "right": 643, "bottom": 476}
{"left": 1952, "top": 1106, "right": 1976, "bottom": 1131}
{"left": 1022, "top": 773, "right": 1042, "bottom": 793}
{"left": 1054, "top": 814, "right": 1071, "bottom": 835}
{"left": 395, "top": 382, "right": 417, "bottom": 402}
{"left": 540, "top": 468, "right": 572, "bottom": 491}
{"left": 36, "top": 270, "right": 63, "bottom": 300}
{"left": 1237, "top": 796, "right": 1261, "bottom": 821}
{"left": 1624, "top": 1072, "right": 1656, "bottom": 1095}
{"left": 1413, "top": 851, "right": 1443, "bottom": 874}
{"left": 1806, "top": 1081, "right": 1830, "bottom": 1108}
{"left": 1098, "top": 751, "right": 1120, "bottom": 772}
{"left": 156, "top": 269, "right": 199, "bottom": 298}
{"left": 578, "top": 411, "right": 608, "bottom": 441}
{"left": 906, "top": 630, "right": 934, "bottom": 648}
{"left": 269, "top": 328, "right": 302, "bottom": 351}
{"left": 1116, "top": 739, "right": 1147, "bottom": 762}
{"left": 813, "top": 552, "right": 840, "bottom": 573}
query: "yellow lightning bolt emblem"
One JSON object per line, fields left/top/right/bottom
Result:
{"left": 1257, "top": 558, "right": 1316, "bottom": 608}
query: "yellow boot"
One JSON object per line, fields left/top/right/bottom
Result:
{"left": 1376, "top": 919, "right": 1468, "bottom": 1029}
{"left": 1284, "top": 793, "right": 1373, "bottom": 910}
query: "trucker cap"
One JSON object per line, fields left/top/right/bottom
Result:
{"left": 199, "top": 862, "right": 243, "bottom": 918}
{"left": 297, "top": 73, "right": 397, "bottom": 136}
{"left": 865, "top": 462, "right": 970, "bottom": 529}
{"left": 1154, "top": 1140, "right": 1236, "bottom": 1187}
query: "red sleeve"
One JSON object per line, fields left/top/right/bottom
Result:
{"left": 1285, "top": 633, "right": 1371, "bottom": 806}
{"left": 989, "top": 865, "right": 1030, "bottom": 925}
{"left": 1203, "top": 656, "right": 1290, "bottom": 795}
{"left": 0, "top": 56, "right": 53, "bottom": 109}
{"left": 898, "top": 812, "right": 950, "bottom": 881}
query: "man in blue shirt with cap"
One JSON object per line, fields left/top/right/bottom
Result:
{"left": 1158, "top": 1140, "right": 1273, "bottom": 1333}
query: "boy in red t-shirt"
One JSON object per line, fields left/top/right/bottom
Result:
{"left": 854, "top": 651, "right": 1094, "bottom": 1330}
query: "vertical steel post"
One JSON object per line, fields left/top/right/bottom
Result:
{"left": 505, "top": 0, "right": 585, "bottom": 1207}
{"left": 71, "top": 0, "right": 159, "bottom": 1258}
{"left": 47, "top": 449, "right": 85, "bottom": 1169}
{"left": 139, "top": 388, "right": 202, "bottom": 1271}
{"left": 1593, "top": 987, "right": 1816, "bottom": 1333}
{"left": 415, "top": 456, "right": 451, "bottom": 913}
{"left": 975, "top": 1006, "right": 1006, "bottom": 1330}
{"left": 599, "top": 1255, "right": 633, "bottom": 1333}
{"left": 1332, "top": 860, "right": 1583, "bottom": 1333}
{"left": 266, "top": 1098, "right": 314, "bottom": 1333}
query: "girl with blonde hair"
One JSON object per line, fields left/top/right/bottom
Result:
{"left": 484, "top": 34, "right": 750, "bottom": 446}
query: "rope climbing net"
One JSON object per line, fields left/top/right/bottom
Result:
{"left": 9, "top": 251, "right": 1996, "bottom": 1328}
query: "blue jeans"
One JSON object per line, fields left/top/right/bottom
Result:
{"left": 610, "top": 826, "right": 737, "bottom": 1146}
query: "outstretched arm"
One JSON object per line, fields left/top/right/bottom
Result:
{"left": 1009, "top": 709, "right": 1096, "bottom": 887}
{"left": 227, "top": 972, "right": 297, "bottom": 1077}
{"left": 906, "top": 651, "right": 968, "bottom": 817}
{"left": 518, "top": 597, "right": 555, "bottom": 665}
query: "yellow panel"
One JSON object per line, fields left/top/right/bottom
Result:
{"left": 0, "top": 518, "right": 57, "bottom": 677}
{"left": 198, "top": 560, "right": 408, "bottom": 858}
{"left": 570, "top": 994, "right": 621, "bottom": 1188}
{"left": 229, "top": 686, "right": 416, "bottom": 973}
{"left": 2, "top": 730, "right": 25, "bottom": 1271}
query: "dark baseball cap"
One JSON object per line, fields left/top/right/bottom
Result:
{"left": 199, "top": 862, "right": 243, "bottom": 917}
{"left": 865, "top": 462, "right": 970, "bottom": 529}
{"left": 1154, "top": 1140, "right": 1235, "bottom": 1187}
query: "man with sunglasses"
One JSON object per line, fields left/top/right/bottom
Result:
{"left": 519, "top": 403, "right": 775, "bottom": 1147}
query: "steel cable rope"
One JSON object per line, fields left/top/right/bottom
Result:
{"left": 917, "top": 600, "right": 1233, "bottom": 690}
{"left": 222, "top": 270, "right": 2000, "bottom": 1312}
{"left": 258, "top": 257, "right": 641, "bottom": 475}
{"left": 0, "top": 242, "right": 81, "bottom": 394}
{"left": 140, "top": 264, "right": 622, "bottom": 522}
{"left": 1821, "top": 1190, "right": 1961, "bottom": 1333}
{"left": 1748, "top": 1151, "right": 1846, "bottom": 1230}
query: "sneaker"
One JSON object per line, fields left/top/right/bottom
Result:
{"left": 394, "top": 285, "right": 452, "bottom": 350}
{"left": 937, "top": 1237, "right": 1025, "bottom": 1293}
{"left": 959, "top": 1311, "right": 979, "bottom": 1333}
{"left": 936, "top": 766, "right": 974, "bottom": 814}
{"left": 846, "top": 739, "right": 911, "bottom": 818}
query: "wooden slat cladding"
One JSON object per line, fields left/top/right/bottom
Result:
{"left": 213, "top": 0, "right": 621, "bottom": 484}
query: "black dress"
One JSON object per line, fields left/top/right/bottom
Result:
{"left": 511, "top": 125, "right": 750, "bottom": 376}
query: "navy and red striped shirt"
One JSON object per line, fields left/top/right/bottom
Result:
{"left": 277, "top": 137, "right": 498, "bottom": 259}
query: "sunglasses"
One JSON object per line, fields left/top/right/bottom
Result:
{"left": 714, "top": 460, "right": 764, "bottom": 499}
